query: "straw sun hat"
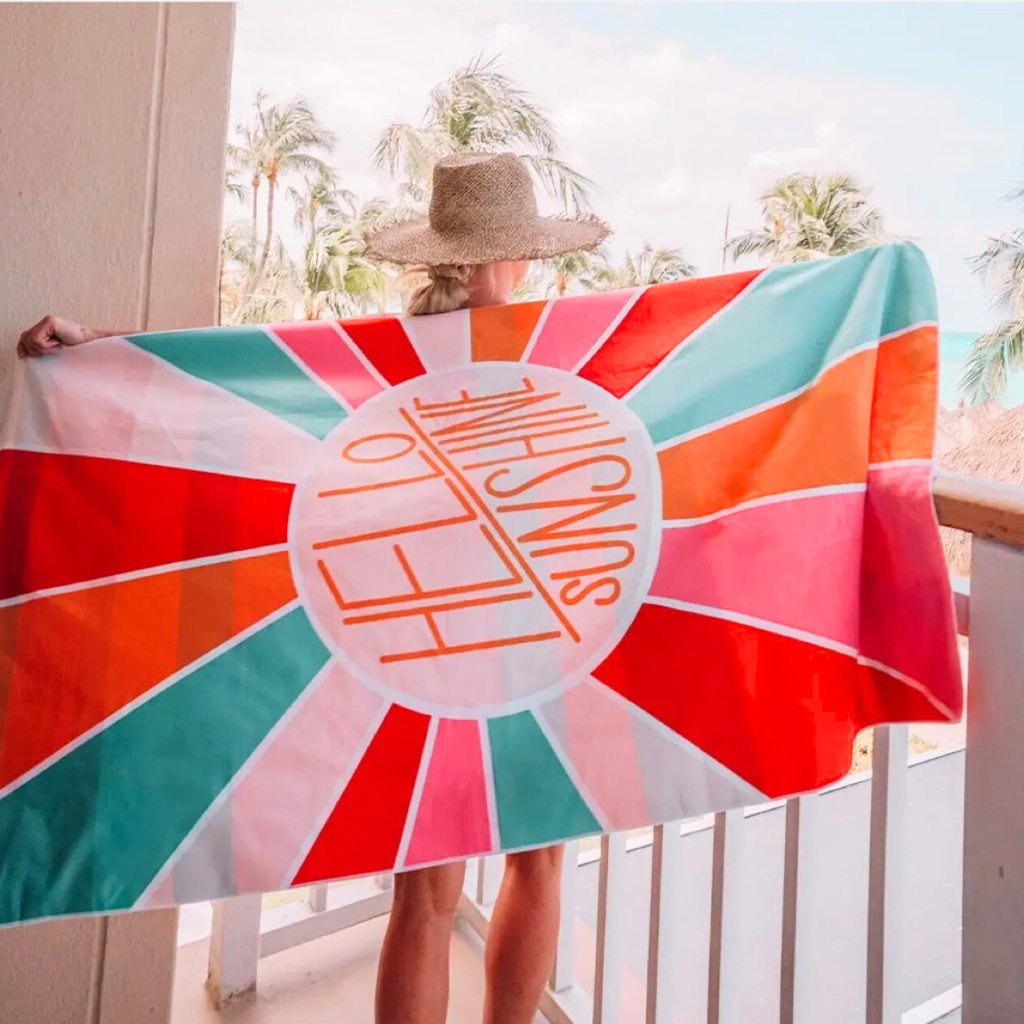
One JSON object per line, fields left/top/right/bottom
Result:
{"left": 364, "top": 153, "right": 609, "bottom": 266}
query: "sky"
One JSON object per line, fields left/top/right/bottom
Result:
{"left": 230, "top": 2, "right": 1024, "bottom": 331}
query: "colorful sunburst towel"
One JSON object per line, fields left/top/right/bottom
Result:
{"left": 0, "top": 242, "right": 961, "bottom": 926}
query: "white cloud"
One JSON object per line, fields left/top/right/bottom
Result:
{"left": 230, "top": 1, "right": 1014, "bottom": 327}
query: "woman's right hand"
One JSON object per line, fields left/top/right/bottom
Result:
{"left": 17, "top": 316, "right": 93, "bottom": 358}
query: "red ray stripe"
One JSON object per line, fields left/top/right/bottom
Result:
{"left": 293, "top": 704, "right": 431, "bottom": 882}
{"left": 577, "top": 270, "right": 761, "bottom": 399}
{"left": 340, "top": 316, "right": 427, "bottom": 386}
{"left": 592, "top": 602, "right": 941, "bottom": 797}
{"left": 0, "top": 450, "right": 294, "bottom": 600}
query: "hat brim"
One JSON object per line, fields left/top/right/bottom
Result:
{"left": 364, "top": 214, "right": 609, "bottom": 267}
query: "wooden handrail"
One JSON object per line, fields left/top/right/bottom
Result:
{"left": 933, "top": 469, "right": 1024, "bottom": 550}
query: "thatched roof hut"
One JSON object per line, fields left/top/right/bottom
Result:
{"left": 939, "top": 404, "right": 1024, "bottom": 575}
{"left": 935, "top": 399, "right": 1003, "bottom": 458}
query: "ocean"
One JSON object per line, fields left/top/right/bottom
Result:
{"left": 940, "top": 330, "right": 1024, "bottom": 409}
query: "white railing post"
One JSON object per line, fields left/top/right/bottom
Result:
{"left": 646, "top": 823, "right": 682, "bottom": 1024}
{"left": 307, "top": 883, "right": 328, "bottom": 913}
{"left": 866, "top": 724, "right": 908, "bottom": 1024}
{"left": 206, "top": 894, "right": 262, "bottom": 1007}
{"left": 962, "top": 538, "right": 1024, "bottom": 1022}
{"left": 707, "top": 808, "right": 743, "bottom": 1024}
{"left": 476, "top": 855, "right": 503, "bottom": 907}
{"left": 594, "top": 833, "right": 627, "bottom": 1024}
{"left": 551, "top": 839, "right": 580, "bottom": 993}
{"left": 780, "top": 796, "right": 817, "bottom": 1024}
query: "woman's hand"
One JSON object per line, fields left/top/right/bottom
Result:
{"left": 17, "top": 316, "right": 98, "bottom": 358}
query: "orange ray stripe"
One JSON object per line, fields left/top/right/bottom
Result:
{"left": 471, "top": 300, "right": 547, "bottom": 363}
{"left": 0, "top": 550, "right": 297, "bottom": 789}
{"left": 869, "top": 325, "right": 938, "bottom": 463}
{"left": 659, "top": 347, "right": 875, "bottom": 520}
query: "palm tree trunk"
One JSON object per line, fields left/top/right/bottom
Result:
{"left": 251, "top": 176, "right": 277, "bottom": 299}
{"left": 241, "top": 178, "right": 261, "bottom": 301}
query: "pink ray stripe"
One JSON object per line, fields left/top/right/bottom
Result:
{"left": 405, "top": 718, "right": 493, "bottom": 866}
{"left": 652, "top": 490, "right": 865, "bottom": 649}
{"left": 860, "top": 463, "right": 962, "bottom": 713}
{"left": 527, "top": 289, "right": 637, "bottom": 373}
{"left": 400, "top": 309, "right": 470, "bottom": 372}
{"left": 271, "top": 321, "right": 384, "bottom": 410}
{"left": 216, "top": 662, "right": 383, "bottom": 893}
{"left": 10, "top": 338, "right": 318, "bottom": 481}
{"left": 138, "top": 874, "right": 175, "bottom": 909}
{"left": 537, "top": 681, "right": 650, "bottom": 830}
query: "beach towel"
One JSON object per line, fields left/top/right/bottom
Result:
{"left": 0, "top": 242, "right": 962, "bottom": 926}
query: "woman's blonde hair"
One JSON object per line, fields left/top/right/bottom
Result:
{"left": 404, "top": 264, "right": 483, "bottom": 316}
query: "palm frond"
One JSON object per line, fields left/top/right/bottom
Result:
{"left": 961, "top": 319, "right": 1024, "bottom": 403}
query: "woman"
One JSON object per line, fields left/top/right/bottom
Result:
{"left": 18, "top": 152, "right": 609, "bottom": 1024}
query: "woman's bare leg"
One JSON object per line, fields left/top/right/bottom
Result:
{"left": 376, "top": 861, "right": 466, "bottom": 1024}
{"left": 483, "top": 845, "right": 565, "bottom": 1024}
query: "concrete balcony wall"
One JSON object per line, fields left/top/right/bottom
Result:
{"left": 0, "top": 4, "right": 235, "bottom": 1022}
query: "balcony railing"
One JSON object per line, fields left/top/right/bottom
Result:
{"left": 201, "top": 469, "right": 1024, "bottom": 1024}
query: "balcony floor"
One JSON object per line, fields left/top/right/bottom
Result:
{"left": 171, "top": 912, "right": 546, "bottom": 1024}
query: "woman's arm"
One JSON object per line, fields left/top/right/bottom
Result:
{"left": 17, "top": 316, "right": 127, "bottom": 358}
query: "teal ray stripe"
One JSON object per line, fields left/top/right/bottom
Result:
{"left": 128, "top": 326, "right": 346, "bottom": 439}
{"left": 627, "top": 243, "right": 937, "bottom": 447}
{"left": 488, "top": 711, "right": 601, "bottom": 849}
{"left": 0, "top": 607, "right": 330, "bottom": 925}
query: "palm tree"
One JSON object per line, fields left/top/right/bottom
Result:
{"left": 962, "top": 184, "right": 1024, "bottom": 403}
{"left": 727, "top": 173, "right": 886, "bottom": 264}
{"left": 373, "top": 55, "right": 592, "bottom": 216}
{"left": 544, "top": 251, "right": 604, "bottom": 297}
{"left": 300, "top": 223, "right": 388, "bottom": 320}
{"left": 228, "top": 90, "right": 336, "bottom": 302}
{"left": 593, "top": 243, "right": 696, "bottom": 289}
{"left": 219, "top": 226, "right": 297, "bottom": 325}
{"left": 288, "top": 168, "right": 355, "bottom": 236}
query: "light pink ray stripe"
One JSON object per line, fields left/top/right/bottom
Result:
{"left": 405, "top": 718, "right": 492, "bottom": 865}
{"left": 140, "top": 874, "right": 175, "bottom": 909}
{"left": 860, "top": 463, "right": 962, "bottom": 714}
{"left": 271, "top": 321, "right": 384, "bottom": 409}
{"left": 224, "top": 662, "right": 383, "bottom": 893}
{"left": 12, "top": 338, "right": 318, "bottom": 481}
{"left": 537, "top": 681, "right": 650, "bottom": 830}
{"left": 651, "top": 490, "right": 865, "bottom": 649}
{"left": 400, "top": 309, "right": 470, "bottom": 372}
{"left": 526, "top": 290, "right": 637, "bottom": 372}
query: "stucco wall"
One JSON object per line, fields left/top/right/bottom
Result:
{"left": 0, "top": 1, "right": 234, "bottom": 411}
{"left": 0, "top": 4, "right": 235, "bottom": 1022}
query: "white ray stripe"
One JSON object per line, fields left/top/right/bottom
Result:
{"left": 645, "top": 596, "right": 957, "bottom": 721}
{"left": 518, "top": 299, "right": 555, "bottom": 364}
{"left": 647, "top": 593, "right": 857, "bottom": 656}
{"left": 462, "top": 308, "right": 473, "bottom": 366}
{"left": 115, "top": 335, "right": 319, "bottom": 447}
{"left": 569, "top": 287, "right": 646, "bottom": 374}
{"left": 263, "top": 326, "right": 354, "bottom": 414}
{"left": 0, "top": 439, "right": 303, "bottom": 485}
{"left": 662, "top": 483, "right": 867, "bottom": 530}
{"left": 868, "top": 458, "right": 933, "bottom": 471}
{"left": 584, "top": 676, "right": 765, "bottom": 801}
{"left": 134, "top": 657, "right": 337, "bottom": 907}
{"left": 0, "top": 544, "right": 291, "bottom": 611}
{"left": 531, "top": 709, "right": 609, "bottom": 831}
{"left": 652, "top": 319, "right": 939, "bottom": 453}
{"left": 477, "top": 719, "right": 501, "bottom": 852}
{"left": 857, "top": 655, "right": 958, "bottom": 721}
{"left": 331, "top": 322, "right": 392, "bottom": 390}
{"left": 395, "top": 717, "right": 439, "bottom": 870}
{"left": 619, "top": 272, "right": 764, "bottom": 403}
{"left": 282, "top": 701, "right": 391, "bottom": 887}
{"left": 0, "top": 600, "right": 301, "bottom": 804}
